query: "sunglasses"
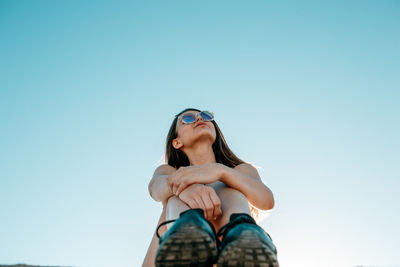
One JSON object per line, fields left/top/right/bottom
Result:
{"left": 177, "top": 110, "right": 214, "bottom": 124}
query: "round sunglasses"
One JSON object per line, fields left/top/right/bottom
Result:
{"left": 177, "top": 110, "right": 214, "bottom": 124}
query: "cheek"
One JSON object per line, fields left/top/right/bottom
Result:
{"left": 176, "top": 127, "right": 190, "bottom": 142}
{"left": 211, "top": 127, "right": 217, "bottom": 140}
{"left": 210, "top": 124, "right": 216, "bottom": 135}
{"left": 175, "top": 123, "right": 185, "bottom": 135}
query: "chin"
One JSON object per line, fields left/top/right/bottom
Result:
{"left": 192, "top": 132, "right": 216, "bottom": 144}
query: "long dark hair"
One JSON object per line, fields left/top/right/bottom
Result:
{"left": 166, "top": 108, "right": 245, "bottom": 168}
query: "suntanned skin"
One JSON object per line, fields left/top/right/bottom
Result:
{"left": 142, "top": 111, "right": 275, "bottom": 266}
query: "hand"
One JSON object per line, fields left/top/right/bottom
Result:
{"left": 178, "top": 184, "right": 222, "bottom": 221}
{"left": 167, "top": 163, "right": 224, "bottom": 195}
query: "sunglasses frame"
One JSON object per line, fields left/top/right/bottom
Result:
{"left": 177, "top": 110, "right": 214, "bottom": 124}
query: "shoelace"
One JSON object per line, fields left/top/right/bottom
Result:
{"left": 216, "top": 216, "right": 251, "bottom": 240}
{"left": 156, "top": 219, "right": 176, "bottom": 238}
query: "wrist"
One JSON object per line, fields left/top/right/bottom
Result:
{"left": 217, "top": 163, "right": 230, "bottom": 183}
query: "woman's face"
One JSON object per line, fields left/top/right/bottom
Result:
{"left": 173, "top": 110, "right": 217, "bottom": 149}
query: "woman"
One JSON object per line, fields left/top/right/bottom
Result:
{"left": 143, "top": 108, "right": 279, "bottom": 267}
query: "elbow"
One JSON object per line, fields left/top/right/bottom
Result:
{"left": 148, "top": 180, "right": 157, "bottom": 201}
{"left": 261, "top": 192, "right": 275, "bottom": 211}
{"left": 148, "top": 179, "right": 166, "bottom": 203}
{"left": 268, "top": 194, "right": 275, "bottom": 210}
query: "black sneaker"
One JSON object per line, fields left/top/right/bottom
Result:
{"left": 155, "top": 208, "right": 219, "bottom": 267}
{"left": 216, "top": 213, "right": 279, "bottom": 267}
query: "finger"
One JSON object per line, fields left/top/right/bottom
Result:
{"left": 194, "top": 197, "right": 206, "bottom": 213}
{"left": 201, "top": 194, "right": 214, "bottom": 221}
{"left": 175, "top": 181, "right": 188, "bottom": 196}
{"left": 186, "top": 200, "right": 197, "bottom": 209}
{"left": 167, "top": 175, "right": 177, "bottom": 194}
{"left": 172, "top": 183, "right": 178, "bottom": 195}
{"left": 170, "top": 170, "right": 183, "bottom": 195}
{"left": 208, "top": 189, "right": 222, "bottom": 219}
{"left": 172, "top": 180, "right": 182, "bottom": 195}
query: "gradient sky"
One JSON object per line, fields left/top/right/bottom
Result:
{"left": 1, "top": 1, "right": 399, "bottom": 267}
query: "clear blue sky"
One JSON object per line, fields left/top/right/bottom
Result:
{"left": 1, "top": 1, "right": 399, "bottom": 267}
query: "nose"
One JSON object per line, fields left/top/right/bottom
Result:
{"left": 195, "top": 113, "right": 203, "bottom": 122}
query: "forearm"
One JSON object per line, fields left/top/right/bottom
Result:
{"left": 148, "top": 175, "right": 174, "bottom": 203}
{"left": 219, "top": 165, "right": 275, "bottom": 210}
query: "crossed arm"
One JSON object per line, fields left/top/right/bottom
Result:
{"left": 148, "top": 163, "right": 275, "bottom": 214}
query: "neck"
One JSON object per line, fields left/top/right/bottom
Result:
{"left": 182, "top": 142, "right": 216, "bottom": 166}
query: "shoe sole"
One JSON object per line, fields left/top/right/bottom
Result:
{"left": 155, "top": 221, "right": 218, "bottom": 267}
{"left": 217, "top": 229, "right": 279, "bottom": 267}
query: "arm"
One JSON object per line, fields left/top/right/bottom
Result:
{"left": 178, "top": 184, "right": 222, "bottom": 220}
{"left": 167, "top": 163, "right": 275, "bottom": 211}
{"left": 220, "top": 163, "right": 275, "bottom": 211}
{"left": 148, "top": 164, "right": 176, "bottom": 203}
{"left": 149, "top": 164, "right": 222, "bottom": 221}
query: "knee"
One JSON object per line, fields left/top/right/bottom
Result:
{"left": 166, "top": 195, "right": 181, "bottom": 205}
{"left": 165, "top": 195, "right": 190, "bottom": 222}
{"left": 166, "top": 195, "right": 190, "bottom": 210}
{"left": 218, "top": 186, "right": 247, "bottom": 200}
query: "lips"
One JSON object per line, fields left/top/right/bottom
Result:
{"left": 195, "top": 122, "right": 207, "bottom": 128}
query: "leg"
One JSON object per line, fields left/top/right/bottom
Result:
{"left": 156, "top": 198, "right": 218, "bottom": 266}
{"left": 165, "top": 183, "right": 250, "bottom": 231}
{"left": 165, "top": 182, "right": 252, "bottom": 231}
{"left": 142, "top": 208, "right": 166, "bottom": 267}
{"left": 209, "top": 183, "right": 279, "bottom": 266}
{"left": 210, "top": 181, "right": 251, "bottom": 232}
{"left": 165, "top": 196, "right": 190, "bottom": 228}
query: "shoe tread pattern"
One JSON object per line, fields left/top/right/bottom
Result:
{"left": 155, "top": 221, "right": 217, "bottom": 267}
{"left": 217, "top": 229, "right": 279, "bottom": 267}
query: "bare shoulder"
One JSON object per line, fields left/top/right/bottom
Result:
{"left": 233, "top": 163, "right": 261, "bottom": 179}
{"left": 153, "top": 164, "right": 176, "bottom": 176}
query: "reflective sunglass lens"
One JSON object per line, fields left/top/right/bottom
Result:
{"left": 200, "top": 111, "right": 213, "bottom": 121}
{"left": 181, "top": 114, "right": 196, "bottom": 124}
{"left": 179, "top": 111, "right": 214, "bottom": 124}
